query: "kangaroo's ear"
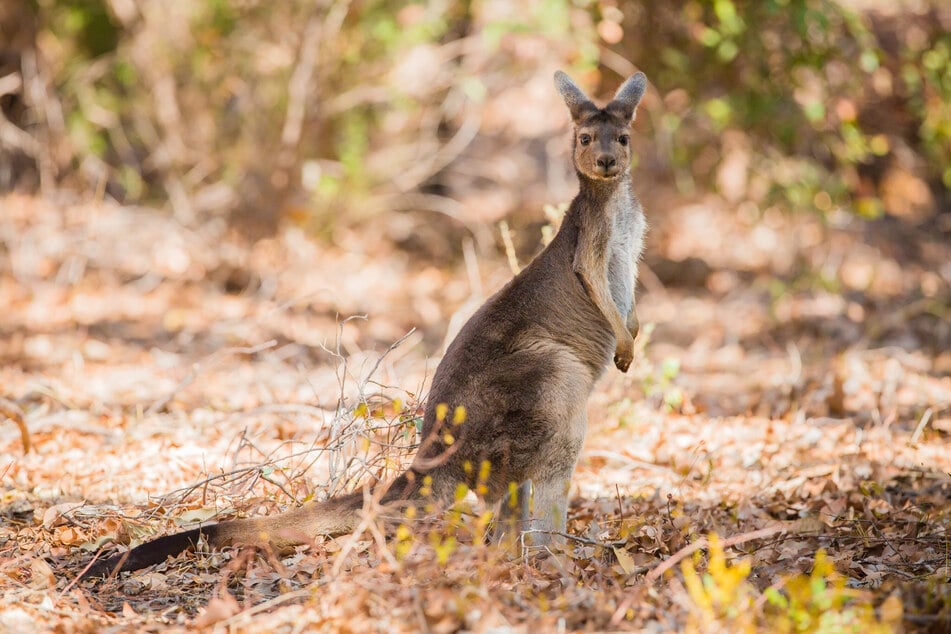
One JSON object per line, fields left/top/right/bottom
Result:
{"left": 554, "top": 71, "right": 597, "bottom": 122}
{"left": 607, "top": 71, "right": 647, "bottom": 122}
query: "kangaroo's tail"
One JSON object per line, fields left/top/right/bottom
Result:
{"left": 81, "top": 471, "right": 420, "bottom": 579}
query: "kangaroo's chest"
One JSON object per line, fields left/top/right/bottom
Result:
{"left": 606, "top": 206, "right": 644, "bottom": 318}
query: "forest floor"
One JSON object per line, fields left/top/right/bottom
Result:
{"left": 1, "top": 191, "right": 949, "bottom": 632}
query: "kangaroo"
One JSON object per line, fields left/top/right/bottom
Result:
{"left": 81, "top": 70, "right": 648, "bottom": 579}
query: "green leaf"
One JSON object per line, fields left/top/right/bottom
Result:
{"left": 764, "top": 587, "right": 788, "bottom": 609}
{"left": 717, "top": 39, "right": 739, "bottom": 62}
{"left": 803, "top": 101, "right": 826, "bottom": 123}
{"left": 859, "top": 49, "right": 879, "bottom": 72}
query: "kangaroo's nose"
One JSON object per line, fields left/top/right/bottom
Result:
{"left": 596, "top": 155, "right": 617, "bottom": 170}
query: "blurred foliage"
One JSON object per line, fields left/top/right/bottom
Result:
{"left": 6, "top": 0, "right": 604, "bottom": 233}
{"left": 622, "top": 0, "right": 950, "bottom": 219}
{"left": 0, "top": 0, "right": 947, "bottom": 235}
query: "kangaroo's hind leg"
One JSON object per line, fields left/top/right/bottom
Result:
{"left": 492, "top": 479, "right": 536, "bottom": 549}
{"left": 492, "top": 419, "right": 583, "bottom": 552}
{"left": 492, "top": 471, "right": 575, "bottom": 551}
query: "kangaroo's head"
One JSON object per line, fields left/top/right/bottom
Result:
{"left": 554, "top": 70, "right": 647, "bottom": 180}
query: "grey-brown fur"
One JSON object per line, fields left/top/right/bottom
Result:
{"left": 82, "top": 70, "right": 647, "bottom": 578}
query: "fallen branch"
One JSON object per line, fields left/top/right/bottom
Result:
{"left": 644, "top": 522, "right": 797, "bottom": 585}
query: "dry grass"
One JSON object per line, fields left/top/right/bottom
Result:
{"left": 1, "top": 193, "right": 949, "bottom": 632}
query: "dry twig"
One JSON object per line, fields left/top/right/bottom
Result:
{"left": 0, "top": 398, "right": 30, "bottom": 454}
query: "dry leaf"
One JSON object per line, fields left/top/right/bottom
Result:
{"left": 613, "top": 546, "right": 638, "bottom": 575}
{"left": 177, "top": 507, "right": 226, "bottom": 524}
{"left": 28, "top": 559, "right": 55, "bottom": 590}
{"left": 192, "top": 591, "right": 241, "bottom": 628}
{"left": 53, "top": 526, "right": 84, "bottom": 546}
{"left": 41, "top": 502, "right": 85, "bottom": 530}
{"left": 879, "top": 593, "right": 903, "bottom": 623}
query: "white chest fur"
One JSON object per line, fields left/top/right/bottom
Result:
{"left": 606, "top": 190, "right": 645, "bottom": 319}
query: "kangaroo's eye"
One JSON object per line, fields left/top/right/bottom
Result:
{"left": 579, "top": 134, "right": 592, "bottom": 146}
{"left": 618, "top": 135, "right": 629, "bottom": 146}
